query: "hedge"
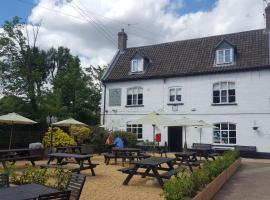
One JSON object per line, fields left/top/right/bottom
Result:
{"left": 162, "top": 150, "right": 240, "bottom": 200}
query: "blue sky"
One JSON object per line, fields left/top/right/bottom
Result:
{"left": 0, "top": 0, "right": 217, "bottom": 25}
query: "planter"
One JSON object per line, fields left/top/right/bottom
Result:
{"left": 192, "top": 158, "right": 241, "bottom": 200}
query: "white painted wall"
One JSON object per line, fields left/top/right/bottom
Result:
{"left": 101, "top": 69, "right": 270, "bottom": 152}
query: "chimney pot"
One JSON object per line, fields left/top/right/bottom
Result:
{"left": 118, "top": 29, "right": 127, "bottom": 52}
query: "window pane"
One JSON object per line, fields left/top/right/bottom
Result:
{"left": 127, "top": 89, "right": 132, "bottom": 95}
{"left": 225, "top": 49, "right": 232, "bottom": 63}
{"left": 133, "top": 88, "right": 138, "bottom": 94}
{"left": 217, "top": 50, "right": 224, "bottom": 64}
{"left": 170, "top": 95, "right": 175, "bottom": 102}
{"left": 221, "top": 131, "right": 228, "bottom": 137}
{"left": 221, "top": 123, "right": 228, "bottom": 130}
{"left": 228, "top": 82, "right": 235, "bottom": 89}
{"left": 213, "top": 90, "right": 220, "bottom": 96}
{"left": 228, "top": 89, "right": 235, "bottom": 95}
{"left": 229, "top": 138, "right": 236, "bottom": 144}
{"left": 138, "top": 128, "right": 142, "bottom": 134}
{"left": 213, "top": 97, "right": 219, "bottom": 103}
{"left": 138, "top": 88, "right": 143, "bottom": 94}
{"left": 221, "top": 137, "right": 228, "bottom": 144}
{"left": 176, "top": 95, "right": 181, "bottom": 102}
{"left": 132, "top": 60, "right": 138, "bottom": 72}
{"left": 137, "top": 59, "right": 143, "bottom": 71}
{"left": 138, "top": 133, "right": 143, "bottom": 139}
{"left": 229, "top": 124, "right": 236, "bottom": 130}
{"left": 214, "top": 124, "right": 220, "bottom": 129}
{"left": 127, "top": 128, "right": 131, "bottom": 132}
{"left": 127, "top": 95, "right": 132, "bottom": 105}
{"left": 221, "top": 90, "right": 227, "bottom": 96}
{"left": 176, "top": 88, "right": 181, "bottom": 95}
{"left": 138, "top": 99, "right": 143, "bottom": 105}
{"left": 213, "top": 83, "right": 220, "bottom": 90}
{"left": 138, "top": 94, "right": 143, "bottom": 99}
{"left": 221, "top": 82, "right": 227, "bottom": 90}
{"left": 213, "top": 131, "right": 220, "bottom": 137}
{"left": 169, "top": 89, "right": 175, "bottom": 96}
{"left": 221, "top": 96, "right": 227, "bottom": 103}
{"left": 229, "top": 131, "right": 236, "bottom": 137}
{"left": 132, "top": 94, "right": 137, "bottom": 105}
{"left": 229, "top": 95, "right": 235, "bottom": 103}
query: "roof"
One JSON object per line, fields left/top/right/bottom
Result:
{"left": 103, "top": 29, "right": 270, "bottom": 83}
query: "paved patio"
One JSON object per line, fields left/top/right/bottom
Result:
{"left": 214, "top": 159, "right": 270, "bottom": 200}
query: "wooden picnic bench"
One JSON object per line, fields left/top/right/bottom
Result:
{"left": 0, "top": 149, "right": 40, "bottom": 170}
{"left": 175, "top": 151, "right": 203, "bottom": 171}
{"left": 46, "top": 153, "right": 98, "bottom": 176}
{"left": 119, "top": 157, "right": 178, "bottom": 186}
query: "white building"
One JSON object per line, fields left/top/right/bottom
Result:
{"left": 101, "top": 7, "right": 270, "bottom": 155}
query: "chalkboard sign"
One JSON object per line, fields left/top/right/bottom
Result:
{"left": 109, "top": 88, "right": 121, "bottom": 106}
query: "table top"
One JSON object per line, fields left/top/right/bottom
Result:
{"left": 112, "top": 148, "right": 141, "bottom": 152}
{"left": 0, "top": 183, "right": 59, "bottom": 200}
{"left": 175, "top": 151, "right": 197, "bottom": 157}
{"left": 48, "top": 153, "right": 92, "bottom": 159}
{"left": 132, "top": 157, "right": 175, "bottom": 166}
{"left": 0, "top": 148, "right": 30, "bottom": 153}
{"left": 56, "top": 146, "right": 82, "bottom": 149}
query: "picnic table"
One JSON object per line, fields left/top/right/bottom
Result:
{"left": 190, "top": 147, "right": 219, "bottom": 160}
{"left": 0, "top": 183, "right": 60, "bottom": 200}
{"left": 119, "top": 157, "right": 182, "bottom": 186}
{"left": 0, "top": 148, "right": 39, "bottom": 170}
{"left": 55, "top": 146, "right": 82, "bottom": 154}
{"left": 47, "top": 153, "right": 98, "bottom": 176}
{"left": 175, "top": 151, "right": 202, "bottom": 171}
{"left": 105, "top": 148, "right": 147, "bottom": 166}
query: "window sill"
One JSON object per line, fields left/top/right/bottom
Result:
{"left": 211, "top": 103, "right": 238, "bottom": 106}
{"left": 125, "top": 105, "right": 144, "bottom": 108}
{"left": 128, "top": 71, "right": 145, "bottom": 75}
{"left": 167, "top": 103, "right": 184, "bottom": 106}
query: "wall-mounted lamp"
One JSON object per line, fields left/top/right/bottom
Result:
{"left": 253, "top": 120, "right": 259, "bottom": 131}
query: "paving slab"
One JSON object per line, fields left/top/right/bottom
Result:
{"left": 214, "top": 160, "right": 270, "bottom": 200}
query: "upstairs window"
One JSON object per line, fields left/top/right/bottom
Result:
{"left": 168, "top": 87, "right": 182, "bottom": 103}
{"left": 127, "top": 87, "right": 143, "bottom": 106}
{"left": 127, "top": 124, "right": 143, "bottom": 139}
{"left": 131, "top": 58, "right": 144, "bottom": 73}
{"left": 213, "top": 82, "right": 235, "bottom": 104}
{"left": 213, "top": 123, "right": 236, "bottom": 144}
{"left": 216, "top": 48, "right": 233, "bottom": 65}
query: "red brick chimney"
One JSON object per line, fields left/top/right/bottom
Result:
{"left": 118, "top": 29, "right": 127, "bottom": 52}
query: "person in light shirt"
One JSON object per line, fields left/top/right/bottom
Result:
{"left": 113, "top": 135, "right": 124, "bottom": 148}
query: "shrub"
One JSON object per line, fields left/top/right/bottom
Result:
{"left": 69, "top": 125, "right": 92, "bottom": 145}
{"left": 50, "top": 165, "right": 70, "bottom": 191}
{"left": 162, "top": 150, "right": 240, "bottom": 200}
{"left": 112, "top": 131, "right": 137, "bottom": 147}
{"left": 42, "top": 127, "right": 77, "bottom": 148}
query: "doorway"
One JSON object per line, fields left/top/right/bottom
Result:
{"left": 168, "top": 126, "right": 182, "bottom": 152}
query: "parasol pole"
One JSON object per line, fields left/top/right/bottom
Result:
{"left": 153, "top": 124, "right": 156, "bottom": 155}
{"left": 9, "top": 122, "right": 14, "bottom": 150}
{"left": 184, "top": 126, "right": 187, "bottom": 151}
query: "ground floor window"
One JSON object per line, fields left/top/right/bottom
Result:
{"left": 126, "top": 124, "right": 143, "bottom": 139}
{"left": 213, "top": 122, "right": 236, "bottom": 144}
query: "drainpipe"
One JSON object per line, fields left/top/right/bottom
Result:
{"left": 102, "top": 83, "right": 107, "bottom": 125}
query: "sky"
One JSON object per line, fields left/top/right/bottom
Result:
{"left": 0, "top": 0, "right": 267, "bottom": 68}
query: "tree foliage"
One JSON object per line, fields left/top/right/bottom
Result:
{"left": 0, "top": 17, "right": 105, "bottom": 126}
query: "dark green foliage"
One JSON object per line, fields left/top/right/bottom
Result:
{"left": 162, "top": 150, "right": 240, "bottom": 200}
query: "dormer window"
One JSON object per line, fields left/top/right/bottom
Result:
{"left": 216, "top": 48, "right": 233, "bottom": 65}
{"left": 215, "top": 39, "right": 235, "bottom": 66}
{"left": 131, "top": 58, "right": 144, "bottom": 73}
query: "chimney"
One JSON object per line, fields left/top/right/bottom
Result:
{"left": 266, "top": 3, "right": 270, "bottom": 31}
{"left": 118, "top": 29, "right": 127, "bottom": 52}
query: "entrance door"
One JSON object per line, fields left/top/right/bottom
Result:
{"left": 168, "top": 126, "right": 182, "bottom": 152}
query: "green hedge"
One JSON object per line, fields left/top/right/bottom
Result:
{"left": 162, "top": 150, "right": 240, "bottom": 200}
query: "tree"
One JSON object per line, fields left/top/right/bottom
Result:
{"left": 0, "top": 17, "right": 50, "bottom": 115}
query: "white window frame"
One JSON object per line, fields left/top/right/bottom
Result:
{"left": 212, "top": 81, "right": 236, "bottom": 104}
{"left": 168, "top": 87, "right": 182, "bottom": 103}
{"left": 216, "top": 48, "right": 233, "bottom": 65}
{"left": 213, "top": 122, "right": 236, "bottom": 144}
{"left": 126, "top": 124, "right": 143, "bottom": 139}
{"left": 126, "top": 87, "right": 143, "bottom": 106}
{"left": 131, "top": 58, "right": 144, "bottom": 73}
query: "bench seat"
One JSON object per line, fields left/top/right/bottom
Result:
{"left": 160, "top": 167, "right": 186, "bottom": 179}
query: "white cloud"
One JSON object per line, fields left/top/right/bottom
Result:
{"left": 28, "top": 0, "right": 265, "bottom": 68}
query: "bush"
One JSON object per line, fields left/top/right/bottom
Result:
{"left": 162, "top": 150, "right": 240, "bottom": 200}
{"left": 42, "top": 127, "right": 77, "bottom": 148}
{"left": 69, "top": 125, "right": 92, "bottom": 145}
{"left": 112, "top": 131, "right": 137, "bottom": 147}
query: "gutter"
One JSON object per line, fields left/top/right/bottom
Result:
{"left": 102, "top": 83, "right": 106, "bottom": 125}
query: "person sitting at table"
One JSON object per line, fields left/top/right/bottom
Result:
{"left": 113, "top": 135, "right": 124, "bottom": 148}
